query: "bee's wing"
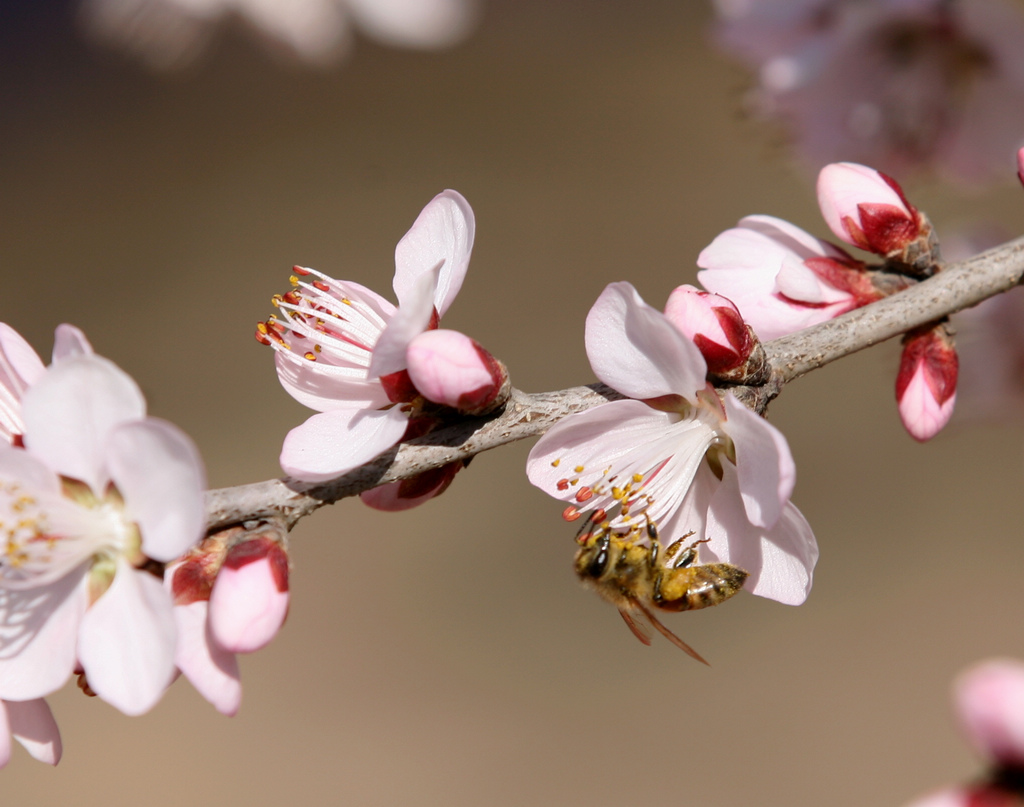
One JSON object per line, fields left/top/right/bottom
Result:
{"left": 635, "top": 601, "right": 710, "bottom": 666}
{"left": 617, "top": 607, "right": 652, "bottom": 646}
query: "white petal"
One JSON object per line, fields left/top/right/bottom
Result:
{"left": 172, "top": 600, "right": 241, "bottom": 716}
{"left": 280, "top": 407, "right": 410, "bottom": 482}
{"left": 274, "top": 351, "right": 390, "bottom": 413}
{"left": 393, "top": 190, "right": 474, "bottom": 317}
{"left": 78, "top": 559, "right": 177, "bottom": 716}
{"left": 346, "top": 0, "right": 478, "bottom": 49}
{"left": 21, "top": 356, "right": 145, "bottom": 493}
{"left": 51, "top": 325, "right": 93, "bottom": 361}
{"left": 7, "top": 698, "right": 61, "bottom": 765}
{"left": 0, "top": 704, "right": 10, "bottom": 769}
{"left": 106, "top": 419, "right": 206, "bottom": 562}
{"left": 369, "top": 265, "right": 439, "bottom": 379}
{"left": 0, "top": 441, "right": 62, "bottom": 495}
{"left": 724, "top": 394, "right": 795, "bottom": 529}
{"left": 585, "top": 282, "right": 707, "bottom": 400}
{"left": 0, "top": 570, "right": 87, "bottom": 701}
{"left": 705, "top": 466, "right": 818, "bottom": 605}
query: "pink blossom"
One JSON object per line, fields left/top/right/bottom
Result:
{"left": 208, "top": 537, "right": 289, "bottom": 654}
{"left": 956, "top": 659, "right": 1024, "bottom": 766}
{"left": 896, "top": 326, "right": 958, "bottom": 441}
{"left": 0, "top": 346, "right": 207, "bottom": 716}
{"left": 817, "top": 162, "right": 920, "bottom": 255}
{"left": 714, "top": 0, "right": 1024, "bottom": 186}
{"left": 80, "top": 0, "right": 480, "bottom": 70}
{"left": 1017, "top": 146, "right": 1024, "bottom": 186}
{"left": 526, "top": 282, "right": 818, "bottom": 605}
{"left": 405, "top": 328, "right": 507, "bottom": 414}
{"left": 260, "top": 190, "right": 475, "bottom": 485}
{"left": 662, "top": 285, "right": 754, "bottom": 375}
{"left": 0, "top": 698, "right": 61, "bottom": 768}
{"left": 697, "top": 215, "right": 878, "bottom": 340}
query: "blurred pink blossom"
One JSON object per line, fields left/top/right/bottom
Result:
{"left": 0, "top": 698, "right": 61, "bottom": 769}
{"left": 79, "top": 0, "right": 480, "bottom": 69}
{"left": 896, "top": 325, "right": 958, "bottom": 441}
{"left": 714, "top": 0, "right": 1024, "bottom": 185}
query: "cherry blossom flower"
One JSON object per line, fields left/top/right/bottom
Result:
{"left": 817, "top": 162, "right": 921, "bottom": 255}
{"left": 79, "top": 0, "right": 480, "bottom": 70}
{"left": 903, "top": 659, "right": 1024, "bottom": 807}
{"left": 713, "top": 0, "right": 1024, "bottom": 185}
{"left": 526, "top": 282, "right": 818, "bottom": 605}
{"left": 259, "top": 190, "right": 477, "bottom": 490}
{"left": 0, "top": 698, "right": 61, "bottom": 769}
{"left": 697, "top": 215, "right": 881, "bottom": 340}
{"left": 0, "top": 348, "right": 207, "bottom": 716}
{"left": 896, "top": 325, "right": 958, "bottom": 441}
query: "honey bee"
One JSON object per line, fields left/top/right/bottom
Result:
{"left": 574, "top": 521, "right": 748, "bottom": 664}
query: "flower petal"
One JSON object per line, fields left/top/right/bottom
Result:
{"left": 0, "top": 704, "right": 10, "bottom": 769}
{"left": 274, "top": 351, "right": 391, "bottom": 413}
{"left": 704, "top": 466, "right": 817, "bottom": 605}
{"left": 7, "top": 698, "right": 61, "bottom": 765}
{"left": 280, "top": 406, "right": 410, "bottom": 482}
{"left": 0, "top": 569, "right": 87, "bottom": 701}
{"left": 393, "top": 189, "right": 474, "bottom": 317}
{"left": 51, "top": 325, "right": 93, "bottom": 362}
{"left": 21, "top": 355, "right": 146, "bottom": 493}
{"left": 106, "top": 419, "right": 206, "bottom": 563}
{"left": 369, "top": 265, "right": 439, "bottom": 379}
{"left": 209, "top": 547, "right": 289, "bottom": 654}
{"left": 78, "top": 558, "right": 177, "bottom": 716}
{"left": 0, "top": 324, "right": 45, "bottom": 393}
{"left": 172, "top": 599, "right": 241, "bottom": 716}
{"left": 724, "top": 394, "right": 795, "bottom": 529}
{"left": 585, "top": 282, "right": 707, "bottom": 399}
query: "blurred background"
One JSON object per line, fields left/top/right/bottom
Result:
{"left": 3, "top": 1, "right": 1024, "bottom": 804}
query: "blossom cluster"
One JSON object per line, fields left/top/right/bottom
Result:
{"left": 0, "top": 325, "right": 287, "bottom": 768}
{"left": 698, "top": 161, "right": 958, "bottom": 442}
{"left": 713, "top": 0, "right": 1024, "bottom": 185}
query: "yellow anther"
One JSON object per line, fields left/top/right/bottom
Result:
{"left": 551, "top": 459, "right": 561, "bottom": 468}
{"left": 574, "top": 465, "right": 585, "bottom": 474}
{"left": 304, "top": 352, "right": 317, "bottom": 361}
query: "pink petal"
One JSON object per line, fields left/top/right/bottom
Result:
{"left": 280, "top": 406, "right": 410, "bottom": 482}
{"left": 901, "top": 789, "right": 970, "bottom": 807}
{"left": 345, "top": 0, "right": 478, "bottom": 48}
{"left": 0, "top": 324, "right": 45, "bottom": 393}
{"left": 527, "top": 399, "right": 682, "bottom": 502}
{"left": 0, "top": 570, "right": 87, "bottom": 701}
{"left": 51, "top": 325, "right": 93, "bottom": 361}
{"left": 817, "top": 162, "right": 914, "bottom": 249}
{"left": 274, "top": 351, "right": 390, "bottom": 413}
{"left": 0, "top": 441, "right": 63, "bottom": 495}
{"left": 393, "top": 190, "right": 474, "bottom": 317}
{"left": 78, "top": 558, "right": 177, "bottom": 716}
{"left": 955, "top": 658, "right": 1024, "bottom": 765}
{"left": 897, "top": 365, "right": 957, "bottom": 442}
{"left": 585, "top": 282, "right": 707, "bottom": 400}
{"left": 705, "top": 465, "right": 817, "bottom": 605}
{"left": 106, "top": 419, "right": 206, "bottom": 562}
{"left": 21, "top": 355, "right": 145, "bottom": 494}
{"left": 7, "top": 698, "right": 61, "bottom": 765}
{"left": 369, "top": 265, "right": 439, "bottom": 379}
{"left": 0, "top": 704, "right": 10, "bottom": 769}
{"left": 209, "top": 541, "right": 289, "bottom": 654}
{"left": 171, "top": 599, "right": 241, "bottom": 716}
{"left": 360, "top": 462, "right": 462, "bottom": 511}
{"left": 724, "top": 393, "right": 796, "bottom": 529}
{"left": 406, "top": 329, "right": 504, "bottom": 411}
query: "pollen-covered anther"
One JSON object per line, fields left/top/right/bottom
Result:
{"left": 575, "top": 486, "right": 594, "bottom": 503}
{"left": 303, "top": 352, "right": 316, "bottom": 361}
{"left": 312, "top": 281, "right": 330, "bottom": 292}
{"left": 562, "top": 505, "right": 582, "bottom": 522}
{"left": 550, "top": 458, "right": 561, "bottom": 468}
{"left": 292, "top": 265, "right": 312, "bottom": 276}
{"left": 556, "top": 478, "right": 569, "bottom": 491}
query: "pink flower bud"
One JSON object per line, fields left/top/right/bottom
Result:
{"left": 1018, "top": 147, "right": 1024, "bottom": 188}
{"left": 896, "top": 326, "right": 958, "bottom": 442}
{"left": 956, "top": 659, "right": 1024, "bottom": 767}
{"left": 208, "top": 537, "right": 290, "bottom": 654}
{"left": 817, "top": 162, "right": 920, "bottom": 255}
{"left": 360, "top": 460, "right": 464, "bottom": 511}
{"left": 406, "top": 328, "right": 508, "bottom": 414}
{"left": 663, "top": 285, "right": 753, "bottom": 374}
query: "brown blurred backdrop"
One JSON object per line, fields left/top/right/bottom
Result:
{"left": 3, "top": 1, "right": 1024, "bottom": 805}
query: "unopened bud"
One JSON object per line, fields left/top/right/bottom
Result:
{"left": 406, "top": 328, "right": 509, "bottom": 415}
{"left": 360, "top": 460, "right": 465, "bottom": 511}
{"left": 896, "top": 324, "right": 958, "bottom": 442}
{"left": 817, "top": 162, "right": 920, "bottom": 256}
{"left": 208, "top": 536, "right": 290, "bottom": 654}
{"left": 663, "top": 284, "right": 766, "bottom": 383}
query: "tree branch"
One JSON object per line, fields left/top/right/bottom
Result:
{"left": 205, "top": 234, "right": 1024, "bottom": 532}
